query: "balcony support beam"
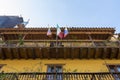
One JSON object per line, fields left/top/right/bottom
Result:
{"left": 88, "top": 34, "right": 96, "bottom": 47}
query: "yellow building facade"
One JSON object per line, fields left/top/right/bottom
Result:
{"left": 0, "top": 27, "right": 120, "bottom": 80}
{"left": 0, "top": 59, "right": 120, "bottom": 73}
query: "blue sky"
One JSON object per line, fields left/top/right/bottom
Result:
{"left": 0, "top": 0, "right": 120, "bottom": 33}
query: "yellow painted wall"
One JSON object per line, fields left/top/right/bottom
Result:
{"left": 0, "top": 59, "right": 120, "bottom": 73}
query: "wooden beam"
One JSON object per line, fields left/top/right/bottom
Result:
{"left": 93, "top": 48, "right": 96, "bottom": 59}
{"left": 1, "top": 48, "right": 6, "bottom": 59}
{"left": 87, "top": 48, "right": 90, "bottom": 59}
{"left": 47, "top": 48, "right": 50, "bottom": 59}
{"left": 79, "top": 48, "right": 82, "bottom": 59}
{"left": 94, "top": 48, "right": 98, "bottom": 59}
{"left": 0, "top": 48, "right": 5, "bottom": 59}
{"left": 14, "top": 34, "right": 16, "bottom": 40}
{"left": 35, "top": 47, "right": 42, "bottom": 59}
{"left": 17, "top": 48, "right": 21, "bottom": 59}
{"left": 0, "top": 48, "right": 2, "bottom": 59}
{"left": 17, "top": 34, "right": 28, "bottom": 47}
{"left": 110, "top": 48, "right": 114, "bottom": 59}
{"left": 10, "top": 48, "right": 14, "bottom": 59}
{"left": 1, "top": 32, "right": 112, "bottom": 35}
{"left": 70, "top": 48, "right": 74, "bottom": 59}
{"left": 41, "top": 48, "right": 44, "bottom": 59}
{"left": 8, "top": 39, "right": 107, "bottom": 42}
{"left": 95, "top": 34, "right": 99, "bottom": 39}
{"left": 117, "top": 48, "right": 120, "bottom": 59}
{"left": 7, "top": 48, "right": 13, "bottom": 59}
{"left": 64, "top": 48, "right": 66, "bottom": 59}
{"left": 22, "top": 48, "right": 28, "bottom": 59}
{"left": 103, "top": 48, "right": 107, "bottom": 59}
{"left": 31, "top": 48, "right": 36, "bottom": 59}
{"left": 88, "top": 34, "right": 96, "bottom": 47}
{"left": 55, "top": 48, "right": 58, "bottom": 59}
{"left": 22, "top": 34, "right": 28, "bottom": 40}
{"left": 0, "top": 27, "right": 115, "bottom": 32}
{"left": 91, "top": 74, "right": 96, "bottom": 80}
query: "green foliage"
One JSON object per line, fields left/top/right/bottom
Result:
{"left": 73, "top": 69, "right": 77, "bottom": 72}
{"left": 0, "top": 61, "right": 43, "bottom": 79}
{"left": 0, "top": 73, "right": 6, "bottom": 80}
{"left": 1, "top": 62, "right": 79, "bottom": 79}
{"left": 18, "top": 34, "right": 24, "bottom": 45}
{"left": 7, "top": 40, "right": 12, "bottom": 44}
{"left": 118, "top": 37, "right": 120, "bottom": 40}
{"left": 0, "top": 72, "right": 19, "bottom": 80}
{"left": 0, "top": 40, "right": 4, "bottom": 44}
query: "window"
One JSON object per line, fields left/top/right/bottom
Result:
{"left": 107, "top": 65, "right": 120, "bottom": 72}
{"left": 47, "top": 65, "right": 62, "bottom": 73}
{"left": 46, "top": 64, "right": 64, "bottom": 80}
{"left": 117, "top": 66, "right": 120, "bottom": 72}
{"left": 107, "top": 65, "right": 120, "bottom": 79}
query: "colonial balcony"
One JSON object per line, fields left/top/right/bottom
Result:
{"left": 0, "top": 72, "right": 120, "bottom": 80}
{"left": 0, "top": 41, "right": 120, "bottom": 59}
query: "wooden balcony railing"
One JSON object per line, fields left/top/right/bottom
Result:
{"left": 0, "top": 72, "right": 120, "bottom": 80}
{"left": 0, "top": 46, "right": 120, "bottom": 59}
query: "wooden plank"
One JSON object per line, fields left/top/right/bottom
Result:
{"left": 9, "top": 39, "right": 107, "bottom": 42}
{"left": 89, "top": 48, "right": 96, "bottom": 59}
{"left": 109, "top": 48, "right": 114, "bottom": 59}
{"left": 43, "top": 48, "right": 50, "bottom": 59}
{"left": 117, "top": 48, "right": 120, "bottom": 59}
{"left": 3, "top": 48, "right": 12, "bottom": 59}
{"left": 2, "top": 48, "right": 8, "bottom": 59}
{"left": 71, "top": 48, "right": 74, "bottom": 59}
{"left": 0, "top": 48, "right": 5, "bottom": 59}
{"left": 8, "top": 48, "right": 13, "bottom": 59}
{"left": 59, "top": 48, "right": 64, "bottom": 59}
{"left": 88, "top": 34, "right": 96, "bottom": 47}
{"left": 81, "top": 48, "right": 88, "bottom": 58}
{"left": 23, "top": 48, "right": 28, "bottom": 59}
{"left": 47, "top": 48, "right": 50, "bottom": 59}
{"left": 34, "top": 48, "right": 41, "bottom": 58}
{"left": 19, "top": 48, "right": 27, "bottom": 59}
{"left": 26, "top": 47, "right": 33, "bottom": 58}
{"left": 31, "top": 48, "right": 36, "bottom": 59}
{"left": 73, "top": 48, "right": 79, "bottom": 59}
{"left": 87, "top": 48, "right": 90, "bottom": 59}
{"left": 97, "top": 47, "right": 103, "bottom": 58}
{"left": 40, "top": 48, "right": 45, "bottom": 59}
{"left": 16, "top": 48, "right": 21, "bottom": 59}
{"left": 49, "top": 47, "right": 58, "bottom": 59}
{"left": 93, "top": 48, "right": 96, "bottom": 59}
{"left": 103, "top": 48, "right": 107, "bottom": 59}
{"left": 39, "top": 48, "right": 42, "bottom": 59}
{"left": 106, "top": 48, "right": 111, "bottom": 59}
{"left": 56, "top": 48, "right": 58, "bottom": 59}
{"left": 65, "top": 47, "right": 71, "bottom": 58}
{"left": 27, "top": 48, "right": 33, "bottom": 58}
{"left": 110, "top": 48, "right": 115, "bottom": 59}
{"left": 2, "top": 31, "right": 113, "bottom": 34}
{"left": 0, "top": 48, "right": 2, "bottom": 59}
{"left": 64, "top": 48, "right": 67, "bottom": 59}
{"left": 94, "top": 48, "right": 98, "bottom": 59}
{"left": 12, "top": 48, "right": 17, "bottom": 59}
{"left": 79, "top": 48, "right": 82, "bottom": 59}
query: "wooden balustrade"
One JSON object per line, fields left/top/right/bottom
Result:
{"left": 0, "top": 72, "right": 119, "bottom": 80}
